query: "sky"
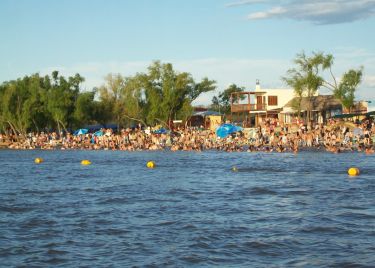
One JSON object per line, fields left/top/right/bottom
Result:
{"left": 1, "top": 0, "right": 375, "bottom": 108}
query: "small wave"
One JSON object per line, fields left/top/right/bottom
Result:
{"left": 236, "top": 167, "right": 285, "bottom": 173}
{"left": 330, "top": 261, "right": 374, "bottom": 268}
{"left": 223, "top": 243, "right": 240, "bottom": 249}
{"left": 43, "top": 257, "right": 69, "bottom": 264}
{"left": 20, "top": 189, "right": 45, "bottom": 195}
{"left": 46, "top": 249, "right": 69, "bottom": 255}
{"left": 189, "top": 241, "right": 212, "bottom": 250}
{"left": 244, "top": 187, "right": 278, "bottom": 195}
{"left": 84, "top": 188, "right": 95, "bottom": 192}
{"left": 93, "top": 219, "right": 113, "bottom": 225}
{"left": 282, "top": 190, "right": 309, "bottom": 196}
{"left": 166, "top": 188, "right": 188, "bottom": 195}
{"left": 180, "top": 254, "right": 207, "bottom": 264}
{"left": 0, "top": 205, "right": 35, "bottom": 213}
{"left": 338, "top": 212, "right": 375, "bottom": 220}
{"left": 95, "top": 228, "right": 130, "bottom": 236}
{"left": 221, "top": 226, "right": 249, "bottom": 235}
{"left": 181, "top": 224, "right": 197, "bottom": 230}
{"left": 155, "top": 221, "right": 179, "bottom": 226}
{"left": 341, "top": 205, "right": 368, "bottom": 210}
{"left": 300, "top": 226, "right": 350, "bottom": 234}
{"left": 242, "top": 240, "right": 275, "bottom": 250}
{"left": 97, "top": 197, "right": 129, "bottom": 205}
{"left": 20, "top": 218, "right": 57, "bottom": 228}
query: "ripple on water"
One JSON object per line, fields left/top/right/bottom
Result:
{"left": 0, "top": 150, "right": 374, "bottom": 267}
{"left": 180, "top": 254, "right": 208, "bottom": 264}
{"left": 46, "top": 249, "right": 69, "bottom": 255}
{"left": 246, "top": 186, "right": 278, "bottom": 195}
{"left": 0, "top": 205, "right": 36, "bottom": 213}
{"left": 299, "top": 225, "right": 353, "bottom": 235}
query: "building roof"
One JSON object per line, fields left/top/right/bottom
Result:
{"left": 284, "top": 95, "right": 342, "bottom": 112}
{"left": 193, "top": 110, "right": 222, "bottom": 117}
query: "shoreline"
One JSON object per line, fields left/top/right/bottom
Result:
{"left": 1, "top": 118, "right": 374, "bottom": 154}
{"left": 0, "top": 145, "right": 372, "bottom": 154}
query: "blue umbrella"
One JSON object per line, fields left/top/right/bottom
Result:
{"left": 216, "top": 124, "right": 243, "bottom": 138}
{"left": 73, "top": 128, "right": 88, "bottom": 136}
{"left": 154, "top": 128, "right": 168, "bottom": 134}
{"left": 93, "top": 130, "right": 104, "bottom": 137}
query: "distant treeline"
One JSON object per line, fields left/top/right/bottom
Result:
{"left": 0, "top": 61, "right": 216, "bottom": 135}
{"left": 1, "top": 52, "right": 364, "bottom": 135}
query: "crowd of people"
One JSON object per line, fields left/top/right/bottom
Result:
{"left": 1, "top": 117, "right": 374, "bottom": 154}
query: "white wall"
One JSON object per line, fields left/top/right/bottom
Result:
{"left": 254, "top": 86, "right": 295, "bottom": 110}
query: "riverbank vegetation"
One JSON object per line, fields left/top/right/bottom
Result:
{"left": 0, "top": 61, "right": 216, "bottom": 136}
{"left": 0, "top": 52, "right": 364, "bottom": 136}
{"left": 282, "top": 51, "right": 363, "bottom": 122}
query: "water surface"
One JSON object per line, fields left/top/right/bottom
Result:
{"left": 0, "top": 150, "right": 374, "bottom": 267}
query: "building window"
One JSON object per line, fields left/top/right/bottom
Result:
{"left": 268, "top": 96, "right": 278, "bottom": 106}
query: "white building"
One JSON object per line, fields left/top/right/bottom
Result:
{"left": 231, "top": 81, "right": 296, "bottom": 126}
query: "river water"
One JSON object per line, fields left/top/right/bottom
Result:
{"left": 0, "top": 150, "right": 374, "bottom": 267}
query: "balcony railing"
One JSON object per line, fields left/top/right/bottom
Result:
{"left": 231, "top": 103, "right": 267, "bottom": 113}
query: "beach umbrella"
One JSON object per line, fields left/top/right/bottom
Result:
{"left": 154, "top": 128, "right": 168, "bottom": 134}
{"left": 93, "top": 130, "right": 104, "bottom": 137}
{"left": 216, "top": 124, "right": 243, "bottom": 138}
{"left": 73, "top": 128, "right": 88, "bottom": 136}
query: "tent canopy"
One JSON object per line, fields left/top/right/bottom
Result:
{"left": 154, "top": 128, "right": 168, "bottom": 134}
{"left": 73, "top": 128, "right": 88, "bottom": 135}
{"left": 216, "top": 123, "right": 243, "bottom": 138}
{"left": 332, "top": 113, "right": 361, "bottom": 119}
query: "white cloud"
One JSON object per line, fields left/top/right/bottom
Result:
{"left": 227, "top": 0, "right": 375, "bottom": 24}
{"left": 226, "top": 0, "right": 267, "bottom": 7}
{"left": 247, "top": 6, "right": 286, "bottom": 19}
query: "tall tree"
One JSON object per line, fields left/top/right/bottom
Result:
{"left": 317, "top": 53, "right": 363, "bottom": 112}
{"left": 0, "top": 77, "right": 36, "bottom": 136}
{"left": 46, "top": 71, "right": 83, "bottom": 134}
{"left": 73, "top": 91, "right": 96, "bottom": 127}
{"left": 283, "top": 73, "right": 304, "bottom": 119}
{"left": 139, "top": 61, "right": 216, "bottom": 127}
{"left": 98, "top": 73, "right": 127, "bottom": 131}
{"left": 333, "top": 69, "right": 363, "bottom": 112}
{"left": 283, "top": 52, "right": 324, "bottom": 125}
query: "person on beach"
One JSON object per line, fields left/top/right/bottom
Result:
{"left": 2, "top": 116, "right": 374, "bottom": 153}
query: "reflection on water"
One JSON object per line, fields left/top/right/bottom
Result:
{"left": 0, "top": 150, "right": 374, "bottom": 267}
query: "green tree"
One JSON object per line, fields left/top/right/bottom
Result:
{"left": 99, "top": 73, "right": 132, "bottom": 130}
{"left": 91, "top": 100, "right": 113, "bottom": 126}
{"left": 284, "top": 52, "right": 364, "bottom": 120}
{"left": 317, "top": 53, "right": 363, "bottom": 112}
{"left": 283, "top": 73, "right": 304, "bottom": 119}
{"left": 333, "top": 69, "right": 363, "bottom": 112}
{"left": 211, "top": 84, "right": 245, "bottom": 114}
{"left": 283, "top": 52, "right": 324, "bottom": 124}
{"left": 0, "top": 77, "right": 34, "bottom": 136}
{"left": 139, "top": 61, "right": 216, "bottom": 127}
{"left": 46, "top": 71, "right": 83, "bottom": 134}
{"left": 73, "top": 91, "right": 96, "bottom": 127}
{"left": 23, "top": 74, "right": 49, "bottom": 132}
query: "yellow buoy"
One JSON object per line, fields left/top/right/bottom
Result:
{"left": 81, "top": 160, "right": 91, "bottom": 165}
{"left": 34, "top": 157, "right": 43, "bottom": 164}
{"left": 347, "top": 167, "right": 360, "bottom": 176}
{"left": 232, "top": 166, "right": 238, "bottom": 172}
{"left": 146, "top": 161, "right": 155, "bottom": 168}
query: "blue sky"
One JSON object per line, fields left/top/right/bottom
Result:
{"left": 1, "top": 0, "right": 375, "bottom": 107}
